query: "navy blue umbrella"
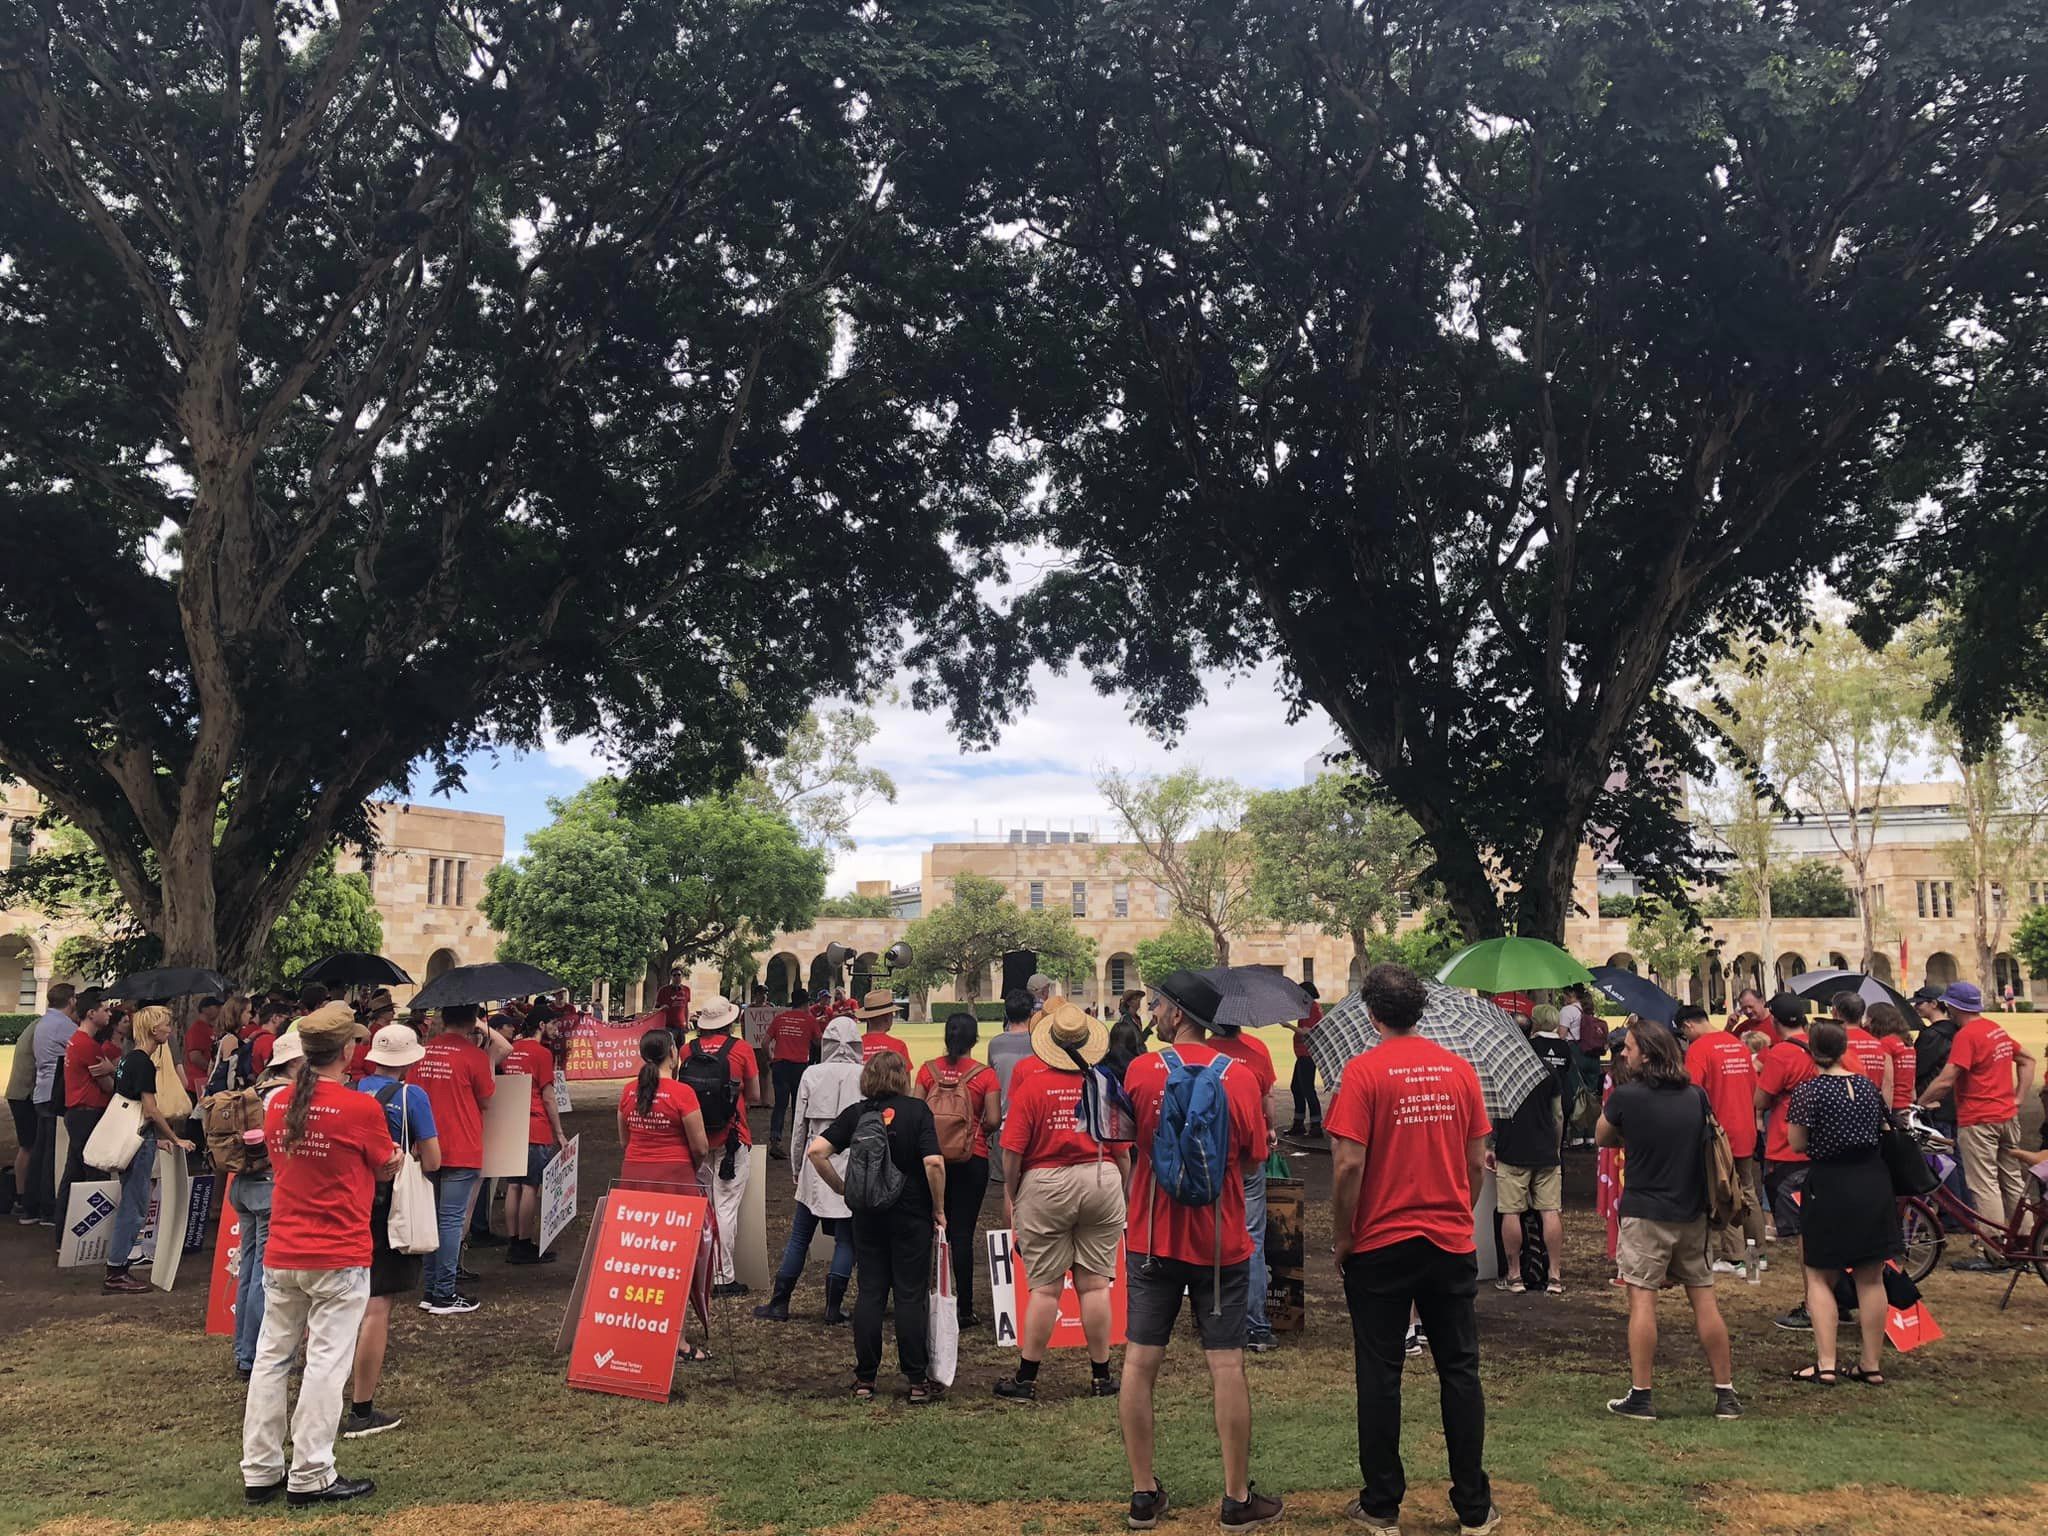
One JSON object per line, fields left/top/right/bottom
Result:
{"left": 1588, "top": 966, "right": 1679, "bottom": 1025}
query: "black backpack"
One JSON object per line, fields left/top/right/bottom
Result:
{"left": 842, "top": 1105, "right": 905, "bottom": 1216}
{"left": 680, "top": 1036, "right": 738, "bottom": 1136}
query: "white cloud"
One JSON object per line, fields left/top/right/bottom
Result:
{"left": 539, "top": 731, "right": 613, "bottom": 780}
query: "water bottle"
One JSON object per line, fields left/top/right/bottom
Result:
{"left": 1745, "top": 1239, "right": 1762, "bottom": 1285}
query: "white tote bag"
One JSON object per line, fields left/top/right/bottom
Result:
{"left": 83, "top": 1095, "right": 147, "bottom": 1172}
{"left": 385, "top": 1084, "right": 441, "bottom": 1255}
{"left": 927, "top": 1227, "right": 959, "bottom": 1388}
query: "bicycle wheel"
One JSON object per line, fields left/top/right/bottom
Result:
{"left": 2031, "top": 1211, "right": 2048, "bottom": 1290}
{"left": 1898, "top": 1198, "right": 1944, "bottom": 1283}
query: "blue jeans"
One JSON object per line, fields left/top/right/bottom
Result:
{"left": 106, "top": 1130, "right": 156, "bottom": 1272}
{"left": 231, "top": 1178, "right": 273, "bottom": 1371}
{"left": 775, "top": 1202, "right": 855, "bottom": 1285}
{"left": 427, "top": 1166, "right": 480, "bottom": 1300}
{"left": 1244, "top": 1162, "right": 1270, "bottom": 1336}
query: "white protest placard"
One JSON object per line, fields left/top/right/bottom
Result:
{"left": 481, "top": 1081, "right": 530, "bottom": 1177}
{"left": 742, "top": 1005, "right": 776, "bottom": 1050}
{"left": 733, "top": 1143, "right": 770, "bottom": 1291}
{"left": 149, "top": 1151, "right": 195, "bottom": 1291}
{"left": 539, "top": 1135, "right": 579, "bottom": 1255}
{"left": 984, "top": 1227, "right": 1127, "bottom": 1347}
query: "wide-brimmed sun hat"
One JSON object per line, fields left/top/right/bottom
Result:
{"left": 296, "top": 1000, "right": 360, "bottom": 1050}
{"left": 366, "top": 1022, "right": 426, "bottom": 1069}
{"left": 268, "top": 1030, "right": 305, "bottom": 1070}
{"left": 1940, "top": 980, "right": 1984, "bottom": 1015}
{"left": 1152, "top": 969, "right": 1223, "bottom": 1030}
{"left": 1030, "top": 999, "right": 1109, "bottom": 1070}
{"left": 856, "top": 988, "right": 899, "bottom": 1024}
{"left": 694, "top": 995, "right": 742, "bottom": 1032}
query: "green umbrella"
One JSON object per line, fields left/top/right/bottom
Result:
{"left": 1435, "top": 937, "right": 1594, "bottom": 993}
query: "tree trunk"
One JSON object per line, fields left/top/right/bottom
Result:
{"left": 1212, "top": 926, "right": 1231, "bottom": 966}
{"left": 159, "top": 818, "right": 221, "bottom": 972}
{"left": 1853, "top": 859, "right": 1876, "bottom": 972}
{"left": 1520, "top": 812, "right": 1592, "bottom": 946}
{"left": 1351, "top": 930, "right": 1370, "bottom": 983}
{"left": 1758, "top": 881, "right": 1774, "bottom": 994}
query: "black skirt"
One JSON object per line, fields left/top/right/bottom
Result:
{"left": 1799, "top": 1148, "right": 1901, "bottom": 1271}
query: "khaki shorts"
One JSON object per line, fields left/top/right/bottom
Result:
{"left": 1495, "top": 1162, "right": 1562, "bottom": 1214}
{"left": 1616, "top": 1215, "right": 1715, "bottom": 1290}
{"left": 1014, "top": 1162, "right": 1127, "bottom": 1283}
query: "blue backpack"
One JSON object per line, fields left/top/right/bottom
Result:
{"left": 1145, "top": 1047, "right": 1236, "bottom": 1312}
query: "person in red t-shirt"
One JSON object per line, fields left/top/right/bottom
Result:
{"left": 914, "top": 1012, "right": 1001, "bottom": 1327}
{"left": 412, "top": 1005, "right": 497, "bottom": 1314}
{"left": 618, "top": 1030, "right": 710, "bottom": 1183}
{"left": 241, "top": 1003, "right": 399, "bottom": 1507}
{"left": 345, "top": 993, "right": 397, "bottom": 1084}
{"left": 56, "top": 991, "right": 119, "bottom": 1234}
{"left": 856, "top": 988, "right": 914, "bottom": 1067}
{"left": 182, "top": 996, "right": 224, "bottom": 1096}
{"left": 243, "top": 998, "right": 290, "bottom": 1077}
{"left": 1827, "top": 993, "right": 1892, "bottom": 1098}
{"left": 690, "top": 996, "right": 761, "bottom": 1294}
{"left": 1283, "top": 991, "right": 1324, "bottom": 1137}
{"left": 1117, "top": 970, "right": 1276, "bottom": 1534}
{"left": 657, "top": 973, "right": 691, "bottom": 1045}
{"left": 1207, "top": 1022, "right": 1280, "bottom": 1349}
{"left": 1726, "top": 987, "right": 1782, "bottom": 1046}
{"left": 994, "top": 1002, "right": 1129, "bottom": 1404}
{"left": 1753, "top": 994, "right": 1819, "bottom": 1323}
{"left": 497, "top": 1017, "right": 566, "bottom": 1266}
{"left": 1918, "top": 981, "right": 2037, "bottom": 1262}
{"left": 764, "top": 987, "right": 822, "bottom": 1155}
{"left": 1678, "top": 1005, "right": 1768, "bottom": 1271}
{"left": 1866, "top": 1003, "right": 1916, "bottom": 1115}
{"left": 1326, "top": 963, "right": 1492, "bottom": 1536}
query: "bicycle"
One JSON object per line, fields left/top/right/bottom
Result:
{"left": 1895, "top": 1114, "right": 2048, "bottom": 1309}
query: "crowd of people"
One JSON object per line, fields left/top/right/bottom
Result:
{"left": 6, "top": 953, "right": 2042, "bottom": 1532}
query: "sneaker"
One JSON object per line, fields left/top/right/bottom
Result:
{"left": 1606, "top": 1388, "right": 1656, "bottom": 1420}
{"left": 993, "top": 1376, "right": 1037, "bottom": 1402}
{"left": 1342, "top": 1499, "right": 1400, "bottom": 1534}
{"left": 102, "top": 1272, "right": 149, "bottom": 1295}
{"left": 341, "top": 1408, "right": 403, "bottom": 1439}
{"left": 244, "top": 1481, "right": 284, "bottom": 1505}
{"left": 1090, "top": 1375, "right": 1120, "bottom": 1398}
{"left": 711, "top": 1281, "right": 749, "bottom": 1298}
{"left": 1404, "top": 1327, "right": 1425, "bottom": 1358}
{"left": 1219, "top": 1483, "right": 1284, "bottom": 1533}
{"left": 1772, "top": 1306, "right": 1812, "bottom": 1332}
{"left": 1713, "top": 1387, "right": 1744, "bottom": 1420}
{"left": 1128, "top": 1483, "right": 1169, "bottom": 1531}
{"left": 286, "top": 1475, "right": 376, "bottom": 1507}
{"left": 15, "top": 1212, "right": 38, "bottom": 1225}
{"left": 422, "top": 1293, "right": 480, "bottom": 1316}
{"left": 1950, "top": 1256, "right": 2009, "bottom": 1273}
{"left": 1244, "top": 1329, "right": 1277, "bottom": 1354}
{"left": 1710, "top": 1259, "right": 1744, "bottom": 1275}
{"left": 1459, "top": 1508, "right": 1504, "bottom": 1536}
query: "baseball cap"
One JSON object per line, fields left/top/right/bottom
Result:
{"left": 1910, "top": 984, "right": 1945, "bottom": 1004}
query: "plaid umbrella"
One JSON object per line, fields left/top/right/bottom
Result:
{"left": 1308, "top": 980, "right": 1549, "bottom": 1123}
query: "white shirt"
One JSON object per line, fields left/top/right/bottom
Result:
{"left": 1558, "top": 1003, "right": 1584, "bottom": 1046}
{"left": 30, "top": 1008, "right": 77, "bottom": 1105}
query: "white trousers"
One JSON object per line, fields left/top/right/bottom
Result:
{"left": 711, "top": 1149, "right": 750, "bottom": 1284}
{"left": 241, "top": 1265, "right": 370, "bottom": 1493}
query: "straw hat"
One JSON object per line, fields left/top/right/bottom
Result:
{"left": 364, "top": 988, "right": 397, "bottom": 1017}
{"left": 366, "top": 1023, "right": 425, "bottom": 1069}
{"left": 1030, "top": 999, "right": 1109, "bottom": 1070}
{"left": 694, "top": 995, "right": 742, "bottom": 1032}
{"left": 856, "top": 988, "right": 898, "bottom": 1024}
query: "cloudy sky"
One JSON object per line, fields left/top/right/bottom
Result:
{"left": 438, "top": 660, "right": 1338, "bottom": 893}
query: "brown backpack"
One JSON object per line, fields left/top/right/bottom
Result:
{"left": 202, "top": 1084, "right": 272, "bottom": 1178}
{"left": 926, "top": 1062, "right": 986, "bottom": 1163}
{"left": 1697, "top": 1088, "right": 1753, "bottom": 1231}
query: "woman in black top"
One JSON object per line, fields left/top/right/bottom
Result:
{"left": 808, "top": 1051, "right": 945, "bottom": 1402}
{"left": 103, "top": 1006, "right": 196, "bottom": 1294}
{"left": 1787, "top": 1020, "right": 1901, "bottom": 1386}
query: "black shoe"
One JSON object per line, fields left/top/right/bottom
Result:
{"left": 768, "top": 1145, "right": 787, "bottom": 1160}
{"left": 1607, "top": 1388, "right": 1656, "bottom": 1420}
{"left": 1713, "top": 1387, "right": 1744, "bottom": 1420}
{"left": 1772, "top": 1306, "right": 1812, "bottom": 1332}
{"left": 341, "top": 1407, "right": 403, "bottom": 1439}
{"left": 993, "top": 1376, "right": 1038, "bottom": 1401}
{"left": 958, "top": 1311, "right": 982, "bottom": 1330}
{"left": 457, "top": 1263, "right": 482, "bottom": 1281}
{"left": 287, "top": 1476, "right": 376, "bottom": 1507}
{"left": 244, "top": 1482, "right": 284, "bottom": 1506}
{"left": 823, "top": 1273, "right": 850, "bottom": 1325}
{"left": 1404, "top": 1327, "right": 1425, "bottom": 1357}
{"left": 711, "top": 1281, "right": 749, "bottom": 1298}
{"left": 1128, "top": 1483, "right": 1169, "bottom": 1531}
{"left": 236, "top": 1366, "right": 253, "bottom": 1382}
{"left": 1090, "top": 1374, "right": 1120, "bottom": 1397}
{"left": 1244, "top": 1329, "right": 1276, "bottom": 1354}
{"left": 468, "top": 1229, "right": 505, "bottom": 1247}
{"left": 1220, "top": 1482, "right": 1284, "bottom": 1533}
{"left": 1307, "top": 1122, "right": 1324, "bottom": 1139}
{"left": 753, "top": 1276, "right": 796, "bottom": 1321}
{"left": 1285, "top": 1123, "right": 1306, "bottom": 1138}
{"left": 1950, "top": 1256, "right": 2010, "bottom": 1273}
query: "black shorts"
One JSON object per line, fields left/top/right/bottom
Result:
{"left": 1764, "top": 1161, "right": 1808, "bottom": 1238}
{"left": 8, "top": 1097, "right": 36, "bottom": 1154}
{"left": 1125, "top": 1254, "right": 1249, "bottom": 1352}
{"left": 368, "top": 1191, "right": 423, "bottom": 1298}
{"left": 517, "top": 1143, "right": 555, "bottom": 1189}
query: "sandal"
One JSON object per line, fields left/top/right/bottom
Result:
{"left": 678, "top": 1343, "right": 712, "bottom": 1364}
{"left": 852, "top": 1380, "right": 875, "bottom": 1401}
{"left": 1546, "top": 1280, "right": 1565, "bottom": 1295}
{"left": 907, "top": 1380, "right": 943, "bottom": 1405}
{"left": 1843, "top": 1365, "right": 1888, "bottom": 1386}
{"left": 1789, "top": 1365, "right": 1838, "bottom": 1386}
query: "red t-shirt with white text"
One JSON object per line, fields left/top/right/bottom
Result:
{"left": 999, "top": 1064, "right": 1124, "bottom": 1170}
{"left": 1842, "top": 1026, "right": 1889, "bottom": 1090}
{"left": 861, "top": 1031, "right": 913, "bottom": 1069}
{"left": 1728, "top": 1010, "right": 1782, "bottom": 1046}
{"left": 500, "top": 1038, "right": 557, "bottom": 1145}
{"left": 1882, "top": 1035, "right": 1916, "bottom": 1113}
{"left": 1124, "top": 1044, "right": 1264, "bottom": 1265}
{"left": 263, "top": 1078, "right": 396, "bottom": 1270}
{"left": 1326, "top": 1034, "right": 1489, "bottom": 1256}
{"left": 1948, "top": 1016, "right": 2021, "bottom": 1126}
{"left": 618, "top": 1078, "right": 701, "bottom": 1179}
{"left": 1757, "top": 1034, "right": 1818, "bottom": 1163}
{"left": 414, "top": 1035, "right": 496, "bottom": 1168}
{"left": 766, "top": 1009, "right": 820, "bottom": 1065}
{"left": 1684, "top": 1031, "right": 1759, "bottom": 1159}
{"left": 692, "top": 1033, "right": 759, "bottom": 1145}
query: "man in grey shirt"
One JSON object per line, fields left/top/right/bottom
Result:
{"left": 985, "top": 989, "right": 1038, "bottom": 1184}
{"left": 24, "top": 981, "right": 79, "bottom": 1224}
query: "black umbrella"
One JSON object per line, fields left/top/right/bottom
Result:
{"left": 1787, "top": 968, "right": 1912, "bottom": 1012}
{"left": 109, "top": 965, "right": 235, "bottom": 1000}
{"left": 407, "top": 961, "right": 565, "bottom": 1011}
{"left": 1187, "top": 965, "right": 1315, "bottom": 1030}
{"left": 1588, "top": 966, "right": 1680, "bottom": 1025}
{"left": 297, "top": 952, "right": 414, "bottom": 988}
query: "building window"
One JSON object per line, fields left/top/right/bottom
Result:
{"left": 1071, "top": 880, "right": 1087, "bottom": 917}
{"left": 1991, "top": 881, "right": 2005, "bottom": 915}
{"left": 1940, "top": 880, "right": 1955, "bottom": 918}
{"left": 1872, "top": 884, "right": 1884, "bottom": 913}
{"left": 1029, "top": 881, "right": 1044, "bottom": 911}
{"left": 1109, "top": 956, "right": 1128, "bottom": 994}
{"left": 456, "top": 860, "right": 468, "bottom": 907}
{"left": 1398, "top": 890, "right": 1415, "bottom": 917}
{"left": 426, "top": 858, "right": 439, "bottom": 906}
{"left": 7, "top": 820, "right": 33, "bottom": 869}
{"left": 1154, "top": 884, "right": 1171, "bottom": 918}
{"left": 16, "top": 958, "right": 36, "bottom": 1011}
{"left": 1113, "top": 881, "right": 1130, "bottom": 918}
{"left": 1302, "top": 957, "right": 1315, "bottom": 989}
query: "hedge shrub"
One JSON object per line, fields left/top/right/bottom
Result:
{"left": 0, "top": 1014, "right": 36, "bottom": 1044}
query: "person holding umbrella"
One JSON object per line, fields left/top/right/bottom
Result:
{"left": 1327, "top": 963, "right": 1499, "bottom": 1536}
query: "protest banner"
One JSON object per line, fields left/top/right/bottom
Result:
{"left": 540, "top": 1135, "right": 580, "bottom": 1255}
{"left": 562, "top": 1021, "right": 649, "bottom": 1081}
{"left": 566, "top": 1189, "right": 707, "bottom": 1402}
{"left": 206, "top": 1184, "right": 241, "bottom": 1336}
{"left": 741, "top": 1005, "right": 776, "bottom": 1050}
{"left": 984, "top": 1227, "right": 1127, "bottom": 1348}
{"left": 481, "top": 1085, "right": 530, "bottom": 1178}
